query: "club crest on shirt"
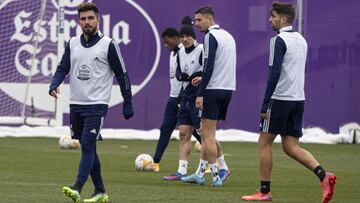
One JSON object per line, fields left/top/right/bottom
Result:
{"left": 76, "top": 65, "right": 93, "bottom": 80}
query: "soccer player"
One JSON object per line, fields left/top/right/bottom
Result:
{"left": 49, "top": 3, "right": 133, "bottom": 203}
{"left": 163, "top": 16, "right": 230, "bottom": 181}
{"left": 162, "top": 16, "right": 205, "bottom": 180}
{"left": 241, "top": 2, "right": 336, "bottom": 202}
{"left": 151, "top": 27, "right": 202, "bottom": 173}
{"left": 181, "top": 7, "right": 236, "bottom": 187}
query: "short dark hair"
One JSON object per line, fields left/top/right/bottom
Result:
{"left": 162, "top": 28, "right": 180, "bottom": 38}
{"left": 77, "top": 2, "right": 99, "bottom": 16}
{"left": 195, "top": 6, "right": 215, "bottom": 18}
{"left": 270, "top": 2, "right": 295, "bottom": 24}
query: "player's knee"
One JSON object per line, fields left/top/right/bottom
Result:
{"left": 179, "top": 131, "right": 189, "bottom": 141}
{"left": 160, "top": 128, "right": 172, "bottom": 137}
{"left": 81, "top": 143, "right": 95, "bottom": 154}
{"left": 199, "top": 126, "right": 208, "bottom": 137}
{"left": 282, "top": 145, "right": 296, "bottom": 157}
{"left": 80, "top": 138, "right": 96, "bottom": 153}
{"left": 258, "top": 136, "right": 271, "bottom": 148}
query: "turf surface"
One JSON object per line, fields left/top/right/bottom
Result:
{"left": 0, "top": 137, "right": 358, "bottom": 202}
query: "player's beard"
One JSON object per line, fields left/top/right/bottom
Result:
{"left": 82, "top": 26, "right": 97, "bottom": 36}
{"left": 270, "top": 23, "right": 279, "bottom": 32}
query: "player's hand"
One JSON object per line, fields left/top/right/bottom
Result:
{"left": 180, "top": 72, "right": 190, "bottom": 81}
{"left": 192, "top": 77, "right": 202, "bottom": 86}
{"left": 123, "top": 102, "right": 134, "bottom": 120}
{"left": 195, "top": 96, "right": 203, "bottom": 109}
{"left": 49, "top": 87, "right": 60, "bottom": 99}
{"left": 261, "top": 112, "right": 269, "bottom": 119}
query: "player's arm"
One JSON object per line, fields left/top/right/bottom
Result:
{"left": 261, "top": 36, "right": 287, "bottom": 114}
{"left": 49, "top": 40, "right": 71, "bottom": 98}
{"left": 197, "top": 33, "right": 217, "bottom": 97}
{"left": 108, "top": 40, "right": 133, "bottom": 119}
{"left": 175, "top": 53, "right": 190, "bottom": 81}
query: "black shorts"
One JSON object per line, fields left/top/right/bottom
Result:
{"left": 70, "top": 104, "right": 108, "bottom": 141}
{"left": 201, "top": 90, "right": 233, "bottom": 121}
{"left": 177, "top": 98, "right": 200, "bottom": 129}
{"left": 260, "top": 99, "right": 304, "bottom": 137}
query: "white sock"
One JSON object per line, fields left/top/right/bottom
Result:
{"left": 195, "top": 159, "right": 208, "bottom": 177}
{"left": 209, "top": 163, "right": 219, "bottom": 181}
{"left": 177, "top": 160, "right": 188, "bottom": 175}
{"left": 217, "top": 155, "right": 229, "bottom": 171}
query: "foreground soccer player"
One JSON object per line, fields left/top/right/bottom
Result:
{"left": 49, "top": 3, "right": 133, "bottom": 203}
{"left": 181, "top": 7, "right": 236, "bottom": 187}
{"left": 241, "top": 2, "right": 336, "bottom": 202}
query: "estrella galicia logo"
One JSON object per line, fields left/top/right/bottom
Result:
{"left": 0, "top": 0, "right": 160, "bottom": 114}
{"left": 76, "top": 65, "right": 93, "bottom": 81}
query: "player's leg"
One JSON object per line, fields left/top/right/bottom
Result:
{"left": 84, "top": 147, "right": 108, "bottom": 203}
{"left": 62, "top": 111, "right": 83, "bottom": 203}
{"left": 201, "top": 118, "right": 223, "bottom": 186}
{"left": 281, "top": 134, "right": 336, "bottom": 202}
{"left": 178, "top": 125, "right": 195, "bottom": 173}
{"left": 181, "top": 100, "right": 212, "bottom": 185}
{"left": 281, "top": 101, "right": 319, "bottom": 169}
{"left": 201, "top": 126, "right": 217, "bottom": 162}
{"left": 178, "top": 101, "right": 207, "bottom": 185}
{"left": 80, "top": 110, "right": 109, "bottom": 203}
{"left": 259, "top": 132, "right": 277, "bottom": 189}
{"left": 152, "top": 97, "right": 178, "bottom": 172}
{"left": 76, "top": 114, "right": 103, "bottom": 191}
{"left": 89, "top": 148, "right": 105, "bottom": 191}
{"left": 281, "top": 136, "right": 320, "bottom": 171}
{"left": 179, "top": 119, "right": 207, "bottom": 185}
{"left": 193, "top": 90, "right": 231, "bottom": 183}
{"left": 243, "top": 100, "right": 284, "bottom": 201}
{"left": 163, "top": 99, "right": 192, "bottom": 181}
{"left": 282, "top": 101, "right": 336, "bottom": 203}
{"left": 241, "top": 133, "right": 276, "bottom": 201}
{"left": 181, "top": 90, "right": 225, "bottom": 186}
{"left": 214, "top": 90, "right": 232, "bottom": 182}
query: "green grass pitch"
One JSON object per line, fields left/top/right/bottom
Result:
{"left": 0, "top": 137, "right": 358, "bottom": 202}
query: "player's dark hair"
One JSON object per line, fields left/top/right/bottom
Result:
{"left": 195, "top": 6, "right": 215, "bottom": 18}
{"left": 270, "top": 2, "right": 295, "bottom": 24}
{"left": 162, "top": 28, "right": 180, "bottom": 38}
{"left": 179, "top": 15, "right": 196, "bottom": 39}
{"left": 77, "top": 2, "right": 99, "bottom": 16}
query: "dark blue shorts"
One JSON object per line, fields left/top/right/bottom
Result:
{"left": 177, "top": 98, "right": 200, "bottom": 129}
{"left": 201, "top": 90, "right": 233, "bottom": 121}
{"left": 70, "top": 104, "right": 108, "bottom": 141}
{"left": 260, "top": 99, "right": 304, "bottom": 137}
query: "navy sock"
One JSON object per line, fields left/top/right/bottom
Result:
{"left": 313, "top": 165, "right": 326, "bottom": 182}
{"left": 73, "top": 181, "right": 83, "bottom": 193}
{"left": 95, "top": 188, "right": 105, "bottom": 193}
{"left": 260, "top": 180, "right": 271, "bottom": 194}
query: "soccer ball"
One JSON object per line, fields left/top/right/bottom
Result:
{"left": 135, "top": 154, "right": 154, "bottom": 171}
{"left": 194, "top": 141, "right": 201, "bottom": 152}
{"left": 59, "top": 135, "right": 80, "bottom": 149}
